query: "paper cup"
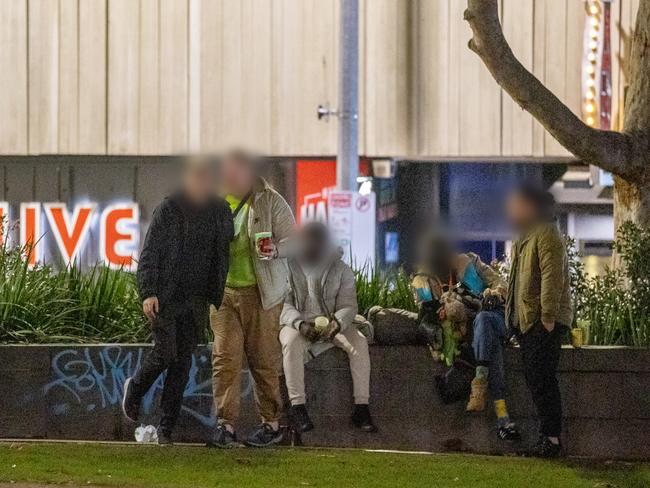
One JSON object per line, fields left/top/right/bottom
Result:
{"left": 314, "top": 316, "right": 329, "bottom": 332}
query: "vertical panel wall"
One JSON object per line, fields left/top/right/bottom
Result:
{"left": 414, "top": 0, "right": 591, "bottom": 158}
{"left": 0, "top": 0, "right": 640, "bottom": 159}
{"left": 0, "top": 1, "right": 28, "bottom": 154}
{"left": 28, "top": 0, "right": 60, "bottom": 154}
{"left": 108, "top": 0, "right": 140, "bottom": 154}
{"left": 270, "top": 0, "right": 339, "bottom": 156}
{"left": 78, "top": 0, "right": 107, "bottom": 153}
{"left": 363, "top": 0, "right": 412, "bottom": 157}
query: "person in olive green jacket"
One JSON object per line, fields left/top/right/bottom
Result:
{"left": 505, "top": 184, "right": 573, "bottom": 459}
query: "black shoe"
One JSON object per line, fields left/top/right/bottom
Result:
{"left": 207, "top": 424, "right": 239, "bottom": 449}
{"left": 520, "top": 436, "right": 563, "bottom": 458}
{"left": 121, "top": 377, "right": 140, "bottom": 422}
{"left": 157, "top": 427, "right": 173, "bottom": 446}
{"left": 289, "top": 404, "right": 314, "bottom": 433}
{"left": 497, "top": 422, "right": 522, "bottom": 442}
{"left": 245, "top": 423, "right": 283, "bottom": 447}
{"left": 351, "top": 404, "right": 378, "bottom": 433}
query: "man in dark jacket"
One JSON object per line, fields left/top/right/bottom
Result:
{"left": 122, "top": 158, "right": 233, "bottom": 445}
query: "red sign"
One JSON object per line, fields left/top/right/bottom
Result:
{"left": 295, "top": 159, "right": 371, "bottom": 224}
{"left": 600, "top": 0, "right": 612, "bottom": 130}
{"left": 295, "top": 160, "right": 336, "bottom": 224}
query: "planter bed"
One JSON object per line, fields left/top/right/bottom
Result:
{"left": 0, "top": 344, "right": 648, "bottom": 459}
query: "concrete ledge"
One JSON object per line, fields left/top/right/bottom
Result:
{"left": 0, "top": 344, "right": 648, "bottom": 459}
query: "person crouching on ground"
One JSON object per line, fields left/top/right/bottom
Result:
{"left": 209, "top": 150, "right": 296, "bottom": 448}
{"left": 505, "top": 184, "right": 572, "bottom": 458}
{"left": 412, "top": 232, "right": 520, "bottom": 441}
{"left": 122, "top": 157, "right": 234, "bottom": 445}
{"left": 279, "top": 222, "right": 377, "bottom": 434}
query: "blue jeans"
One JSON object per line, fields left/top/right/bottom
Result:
{"left": 472, "top": 308, "right": 507, "bottom": 400}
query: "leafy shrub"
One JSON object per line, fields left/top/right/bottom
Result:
{"left": 577, "top": 222, "right": 650, "bottom": 347}
{"left": 0, "top": 243, "right": 147, "bottom": 344}
{"left": 353, "top": 263, "right": 417, "bottom": 316}
{"left": 565, "top": 236, "right": 587, "bottom": 320}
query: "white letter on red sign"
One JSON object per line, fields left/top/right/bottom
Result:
{"left": 44, "top": 203, "right": 96, "bottom": 264}
{"left": 100, "top": 204, "right": 139, "bottom": 270}
{"left": 20, "top": 203, "right": 42, "bottom": 266}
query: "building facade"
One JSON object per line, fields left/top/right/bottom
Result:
{"left": 0, "top": 0, "right": 639, "bottom": 269}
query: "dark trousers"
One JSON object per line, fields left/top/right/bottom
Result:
{"left": 520, "top": 323, "right": 564, "bottom": 438}
{"left": 132, "top": 298, "right": 207, "bottom": 433}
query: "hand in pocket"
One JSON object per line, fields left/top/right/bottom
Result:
{"left": 542, "top": 320, "right": 555, "bottom": 333}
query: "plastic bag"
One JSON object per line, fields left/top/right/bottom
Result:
{"left": 134, "top": 424, "right": 158, "bottom": 443}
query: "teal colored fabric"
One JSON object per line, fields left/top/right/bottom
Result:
{"left": 462, "top": 262, "right": 486, "bottom": 296}
{"left": 415, "top": 286, "right": 433, "bottom": 303}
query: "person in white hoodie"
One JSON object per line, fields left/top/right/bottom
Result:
{"left": 279, "top": 222, "right": 377, "bottom": 433}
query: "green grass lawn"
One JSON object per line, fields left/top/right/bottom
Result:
{"left": 0, "top": 442, "right": 648, "bottom": 488}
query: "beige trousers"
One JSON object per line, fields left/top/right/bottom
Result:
{"left": 279, "top": 325, "right": 371, "bottom": 406}
{"left": 211, "top": 286, "right": 283, "bottom": 425}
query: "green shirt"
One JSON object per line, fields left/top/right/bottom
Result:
{"left": 225, "top": 195, "right": 257, "bottom": 288}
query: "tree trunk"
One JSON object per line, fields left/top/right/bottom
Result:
{"left": 616, "top": 0, "right": 650, "bottom": 229}
{"left": 614, "top": 178, "right": 650, "bottom": 229}
{"left": 464, "top": 0, "right": 650, "bottom": 235}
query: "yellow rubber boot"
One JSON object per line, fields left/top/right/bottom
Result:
{"left": 466, "top": 378, "right": 488, "bottom": 412}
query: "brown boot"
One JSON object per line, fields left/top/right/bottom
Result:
{"left": 466, "top": 378, "right": 488, "bottom": 412}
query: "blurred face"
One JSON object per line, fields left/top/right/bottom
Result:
{"left": 419, "top": 235, "right": 456, "bottom": 277}
{"left": 183, "top": 163, "right": 216, "bottom": 204}
{"left": 222, "top": 156, "right": 255, "bottom": 198}
{"left": 300, "top": 224, "right": 330, "bottom": 264}
{"left": 506, "top": 191, "right": 538, "bottom": 231}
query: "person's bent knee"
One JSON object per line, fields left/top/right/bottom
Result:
{"left": 280, "top": 327, "right": 305, "bottom": 351}
{"left": 473, "top": 316, "right": 491, "bottom": 344}
{"left": 473, "top": 311, "right": 493, "bottom": 330}
{"left": 346, "top": 329, "right": 369, "bottom": 350}
{"left": 212, "top": 351, "right": 242, "bottom": 378}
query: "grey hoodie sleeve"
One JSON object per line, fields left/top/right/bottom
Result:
{"left": 280, "top": 285, "right": 304, "bottom": 329}
{"left": 270, "top": 191, "right": 296, "bottom": 259}
{"left": 334, "top": 265, "right": 358, "bottom": 331}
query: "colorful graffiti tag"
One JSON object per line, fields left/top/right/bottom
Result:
{"left": 44, "top": 346, "right": 254, "bottom": 427}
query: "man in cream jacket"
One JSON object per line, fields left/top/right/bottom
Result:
{"left": 280, "top": 222, "right": 377, "bottom": 434}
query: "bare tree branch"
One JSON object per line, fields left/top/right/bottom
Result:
{"left": 464, "top": 0, "right": 642, "bottom": 179}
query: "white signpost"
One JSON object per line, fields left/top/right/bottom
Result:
{"left": 327, "top": 190, "right": 376, "bottom": 268}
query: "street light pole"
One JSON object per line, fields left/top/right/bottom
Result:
{"left": 337, "top": 0, "right": 359, "bottom": 192}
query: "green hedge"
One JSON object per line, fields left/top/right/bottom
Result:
{"left": 2, "top": 221, "right": 649, "bottom": 347}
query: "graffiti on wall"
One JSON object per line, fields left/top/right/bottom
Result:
{"left": 44, "top": 346, "right": 255, "bottom": 427}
